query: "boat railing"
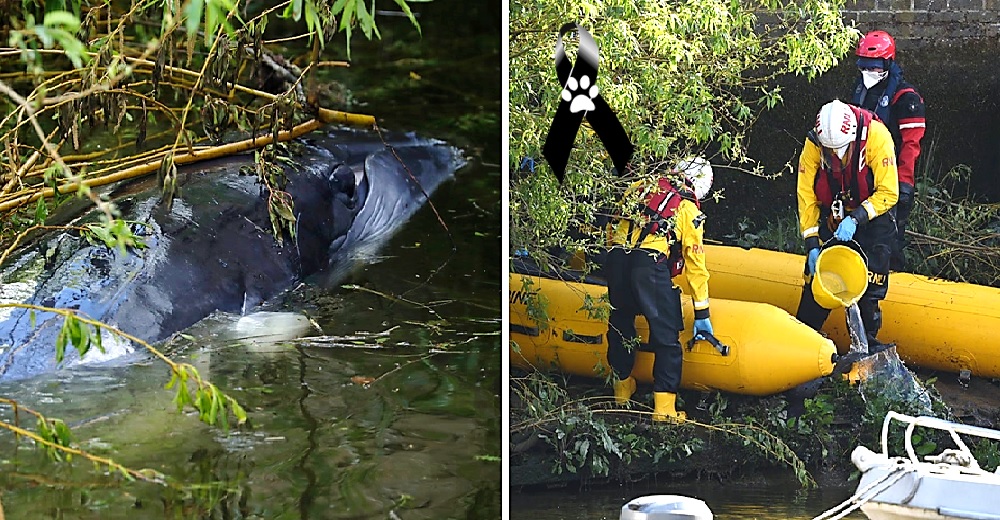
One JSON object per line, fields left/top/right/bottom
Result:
{"left": 880, "top": 411, "right": 1000, "bottom": 471}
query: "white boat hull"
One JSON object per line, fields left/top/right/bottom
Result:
{"left": 857, "top": 458, "right": 1000, "bottom": 520}
{"left": 847, "top": 413, "right": 1000, "bottom": 520}
{"left": 861, "top": 502, "right": 988, "bottom": 520}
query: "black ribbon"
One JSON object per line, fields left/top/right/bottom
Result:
{"left": 542, "top": 22, "right": 634, "bottom": 183}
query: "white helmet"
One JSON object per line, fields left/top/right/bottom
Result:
{"left": 815, "top": 100, "right": 857, "bottom": 159}
{"left": 675, "top": 157, "right": 713, "bottom": 200}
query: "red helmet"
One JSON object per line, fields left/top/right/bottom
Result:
{"left": 856, "top": 30, "right": 896, "bottom": 60}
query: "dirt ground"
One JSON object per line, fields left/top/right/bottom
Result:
{"left": 925, "top": 370, "right": 1000, "bottom": 428}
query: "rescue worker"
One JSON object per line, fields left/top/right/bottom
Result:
{"left": 605, "top": 158, "right": 714, "bottom": 422}
{"left": 850, "top": 30, "right": 926, "bottom": 270}
{"left": 796, "top": 100, "right": 899, "bottom": 350}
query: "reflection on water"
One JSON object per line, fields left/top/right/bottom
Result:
{"left": 0, "top": 296, "right": 499, "bottom": 518}
{"left": 511, "top": 483, "right": 867, "bottom": 520}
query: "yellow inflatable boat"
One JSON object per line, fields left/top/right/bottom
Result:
{"left": 685, "top": 245, "right": 1000, "bottom": 377}
{"left": 509, "top": 270, "right": 837, "bottom": 396}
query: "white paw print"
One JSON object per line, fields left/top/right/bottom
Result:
{"left": 561, "top": 75, "right": 599, "bottom": 114}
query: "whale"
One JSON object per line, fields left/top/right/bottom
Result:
{"left": 0, "top": 127, "right": 464, "bottom": 380}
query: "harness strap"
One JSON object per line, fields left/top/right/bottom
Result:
{"left": 849, "top": 110, "right": 866, "bottom": 203}
{"left": 634, "top": 191, "right": 677, "bottom": 247}
{"left": 810, "top": 128, "right": 845, "bottom": 204}
{"left": 631, "top": 182, "right": 698, "bottom": 253}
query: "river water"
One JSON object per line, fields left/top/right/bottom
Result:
{"left": 511, "top": 482, "right": 866, "bottom": 519}
{"left": 0, "top": 1, "right": 501, "bottom": 518}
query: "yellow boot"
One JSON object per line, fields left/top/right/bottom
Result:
{"left": 652, "top": 392, "right": 687, "bottom": 423}
{"left": 613, "top": 376, "right": 637, "bottom": 405}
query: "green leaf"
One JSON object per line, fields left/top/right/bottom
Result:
{"left": 392, "top": 0, "right": 422, "bottom": 34}
{"left": 204, "top": 0, "right": 219, "bottom": 45}
{"left": 339, "top": 0, "right": 356, "bottom": 58}
{"left": 183, "top": 0, "right": 204, "bottom": 45}
{"left": 55, "top": 319, "right": 69, "bottom": 363}
{"left": 42, "top": 11, "right": 80, "bottom": 32}
{"left": 54, "top": 420, "right": 73, "bottom": 446}
{"left": 173, "top": 379, "right": 190, "bottom": 411}
{"left": 197, "top": 389, "right": 213, "bottom": 422}
{"left": 305, "top": 1, "right": 322, "bottom": 47}
{"left": 280, "top": 1, "right": 297, "bottom": 19}
{"left": 288, "top": 0, "right": 304, "bottom": 21}
{"left": 165, "top": 371, "right": 178, "bottom": 390}
{"left": 474, "top": 454, "right": 501, "bottom": 462}
{"left": 35, "top": 27, "right": 54, "bottom": 48}
{"left": 916, "top": 441, "right": 938, "bottom": 456}
{"left": 93, "top": 326, "right": 104, "bottom": 353}
{"left": 330, "top": 0, "right": 350, "bottom": 15}
{"left": 356, "top": 0, "right": 372, "bottom": 39}
{"left": 231, "top": 400, "right": 247, "bottom": 425}
{"left": 33, "top": 198, "right": 48, "bottom": 225}
{"left": 208, "top": 390, "right": 220, "bottom": 425}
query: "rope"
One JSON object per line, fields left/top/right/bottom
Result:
{"left": 812, "top": 465, "right": 916, "bottom": 520}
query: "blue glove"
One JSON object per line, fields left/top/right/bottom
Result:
{"left": 806, "top": 248, "right": 820, "bottom": 276}
{"left": 693, "top": 318, "right": 714, "bottom": 340}
{"left": 834, "top": 216, "right": 858, "bottom": 242}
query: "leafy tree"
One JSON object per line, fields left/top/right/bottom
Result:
{"left": 510, "top": 0, "right": 856, "bottom": 265}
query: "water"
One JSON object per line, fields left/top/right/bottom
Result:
{"left": 0, "top": 0, "right": 501, "bottom": 517}
{"left": 845, "top": 303, "right": 870, "bottom": 355}
{"left": 510, "top": 483, "right": 867, "bottom": 519}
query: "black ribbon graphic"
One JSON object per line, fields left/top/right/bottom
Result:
{"left": 542, "top": 22, "right": 634, "bottom": 183}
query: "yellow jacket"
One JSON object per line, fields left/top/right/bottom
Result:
{"left": 610, "top": 182, "right": 710, "bottom": 314}
{"left": 797, "top": 117, "right": 899, "bottom": 241}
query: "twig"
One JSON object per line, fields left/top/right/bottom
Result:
{"left": 0, "top": 80, "right": 104, "bottom": 217}
{"left": 907, "top": 230, "right": 998, "bottom": 253}
{"left": 0, "top": 224, "right": 88, "bottom": 267}
{"left": 368, "top": 352, "right": 437, "bottom": 386}
{"left": 1, "top": 127, "right": 59, "bottom": 195}
{"left": 0, "top": 117, "right": 345, "bottom": 213}
{"left": 342, "top": 284, "right": 443, "bottom": 320}
{"left": 0, "top": 418, "right": 163, "bottom": 483}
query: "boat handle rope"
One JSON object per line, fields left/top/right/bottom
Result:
{"left": 888, "top": 411, "right": 987, "bottom": 469}
{"left": 812, "top": 465, "right": 917, "bottom": 520}
{"left": 685, "top": 331, "right": 730, "bottom": 356}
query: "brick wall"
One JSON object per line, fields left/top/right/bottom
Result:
{"left": 843, "top": 2, "right": 1000, "bottom": 40}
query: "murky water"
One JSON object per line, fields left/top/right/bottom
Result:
{"left": 0, "top": 0, "right": 500, "bottom": 518}
{"left": 511, "top": 483, "right": 867, "bottom": 519}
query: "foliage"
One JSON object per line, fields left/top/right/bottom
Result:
{"left": 510, "top": 373, "right": 812, "bottom": 484}
{"left": 857, "top": 373, "right": 953, "bottom": 460}
{"left": 509, "top": 364, "right": 976, "bottom": 489}
{"left": 0, "top": 396, "right": 169, "bottom": 483}
{"left": 725, "top": 213, "right": 803, "bottom": 253}
{"left": 509, "top": 0, "right": 856, "bottom": 265}
{"left": 906, "top": 150, "right": 1000, "bottom": 286}
{"left": 973, "top": 438, "right": 1000, "bottom": 473}
{"left": 512, "top": 372, "right": 705, "bottom": 478}
{"left": 0, "top": 0, "right": 426, "bottom": 249}
{"left": 244, "top": 143, "right": 298, "bottom": 244}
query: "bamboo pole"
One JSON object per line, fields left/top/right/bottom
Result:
{"left": 0, "top": 112, "right": 372, "bottom": 214}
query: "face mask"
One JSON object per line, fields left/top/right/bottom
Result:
{"left": 862, "top": 70, "right": 888, "bottom": 89}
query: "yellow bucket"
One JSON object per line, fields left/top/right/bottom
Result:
{"left": 813, "top": 245, "right": 868, "bottom": 309}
